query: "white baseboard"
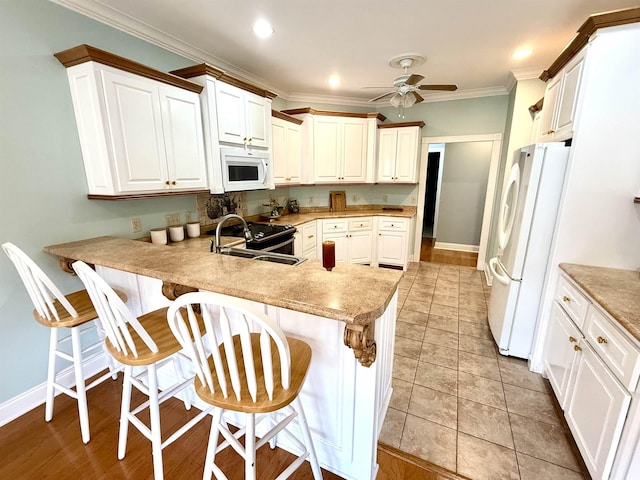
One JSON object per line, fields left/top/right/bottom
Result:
{"left": 0, "top": 353, "right": 110, "bottom": 427}
{"left": 433, "top": 241, "right": 479, "bottom": 253}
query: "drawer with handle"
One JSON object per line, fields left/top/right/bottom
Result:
{"left": 555, "top": 274, "right": 589, "bottom": 329}
{"left": 583, "top": 304, "right": 640, "bottom": 391}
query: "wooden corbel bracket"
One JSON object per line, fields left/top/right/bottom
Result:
{"left": 343, "top": 323, "right": 376, "bottom": 367}
{"left": 58, "top": 256, "right": 94, "bottom": 275}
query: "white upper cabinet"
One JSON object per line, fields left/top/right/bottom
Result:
{"left": 55, "top": 45, "right": 207, "bottom": 197}
{"left": 170, "top": 64, "right": 276, "bottom": 193}
{"left": 271, "top": 113, "right": 302, "bottom": 185}
{"left": 377, "top": 123, "right": 423, "bottom": 183}
{"left": 281, "top": 108, "right": 383, "bottom": 184}
{"left": 215, "top": 81, "right": 270, "bottom": 149}
{"left": 538, "top": 48, "right": 586, "bottom": 142}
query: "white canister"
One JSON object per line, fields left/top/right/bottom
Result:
{"left": 169, "top": 225, "right": 185, "bottom": 242}
{"left": 150, "top": 228, "right": 167, "bottom": 245}
{"left": 186, "top": 222, "right": 201, "bottom": 238}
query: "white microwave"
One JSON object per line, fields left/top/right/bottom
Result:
{"left": 220, "top": 147, "right": 273, "bottom": 192}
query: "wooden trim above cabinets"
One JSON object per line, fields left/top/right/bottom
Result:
{"left": 170, "top": 63, "right": 277, "bottom": 99}
{"left": 87, "top": 189, "right": 210, "bottom": 201}
{"left": 272, "top": 110, "right": 304, "bottom": 124}
{"left": 540, "top": 7, "right": 640, "bottom": 81}
{"left": 53, "top": 44, "right": 203, "bottom": 93}
{"left": 378, "top": 121, "right": 425, "bottom": 129}
{"left": 281, "top": 107, "right": 387, "bottom": 122}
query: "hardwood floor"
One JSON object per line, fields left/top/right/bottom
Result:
{"left": 0, "top": 375, "right": 461, "bottom": 479}
{"left": 419, "top": 237, "right": 478, "bottom": 267}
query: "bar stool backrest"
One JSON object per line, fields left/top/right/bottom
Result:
{"left": 73, "top": 260, "right": 157, "bottom": 358}
{"left": 167, "top": 291, "right": 292, "bottom": 403}
{"left": 2, "top": 242, "right": 77, "bottom": 322}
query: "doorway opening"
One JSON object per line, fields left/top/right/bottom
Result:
{"left": 413, "top": 134, "right": 502, "bottom": 271}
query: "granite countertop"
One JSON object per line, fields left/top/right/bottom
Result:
{"left": 560, "top": 263, "right": 640, "bottom": 343}
{"left": 44, "top": 236, "right": 403, "bottom": 325}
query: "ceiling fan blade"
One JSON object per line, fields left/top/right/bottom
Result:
{"left": 418, "top": 84, "right": 458, "bottom": 91}
{"left": 412, "top": 91, "right": 424, "bottom": 104}
{"left": 368, "top": 91, "right": 396, "bottom": 102}
{"left": 405, "top": 74, "right": 424, "bottom": 86}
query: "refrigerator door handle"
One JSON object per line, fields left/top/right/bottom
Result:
{"left": 489, "top": 257, "right": 511, "bottom": 285}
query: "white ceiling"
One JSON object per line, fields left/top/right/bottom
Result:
{"left": 52, "top": 0, "right": 639, "bottom": 106}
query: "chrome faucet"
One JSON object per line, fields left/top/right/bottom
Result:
{"left": 214, "top": 214, "right": 252, "bottom": 253}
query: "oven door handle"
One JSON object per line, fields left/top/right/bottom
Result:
{"left": 258, "top": 237, "right": 294, "bottom": 252}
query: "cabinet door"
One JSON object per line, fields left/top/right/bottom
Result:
{"left": 314, "top": 117, "right": 341, "bottom": 182}
{"left": 159, "top": 86, "right": 207, "bottom": 190}
{"left": 323, "top": 231, "right": 348, "bottom": 264}
{"left": 271, "top": 118, "right": 288, "bottom": 183}
{"left": 341, "top": 118, "right": 367, "bottom": 182}
{"left": 244, "top": 92, "right": 269, "bottom": 148}
{"left": 543, "top": 302, "right": 581, "bottom": 409}
{"left": 394, "top": 127, "right": 420, "bottom": 182}
{"left": 377, "top": 231, "right": 407, "bottom": 266}
{"left": 554, "top": 53, "right": 585, "bottom": 138}
{"left": 565, "top": 342, "right": 631, "bottom": 480}
{"left": 538, "top": 74, "right": 561, "bottom": 141}
{"left": 348, "top": 230, "right": 373, "bottom": 264}
{"left": 102, "top": 69, "right": 168, "bottom": 192}
{"left": 377, "top": 129, "right": 397, "bottom": 182}
{"left": 215, "top": 82, "right": 245, "bottom": 145}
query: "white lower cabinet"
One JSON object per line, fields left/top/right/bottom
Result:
{"left": 376, "top": 217, "right": 410, "bottom": 270}
{"left": 294, "top": 221, "right": 317, "bottom": 259}
{"left": 565, "top": 341, "right": 631, "bottom": 479}
{"left": 543, "top": 271, "right": 640, "bottom": 480}
{"left": 321, "top": 218, "right": 373, "bottom": 265}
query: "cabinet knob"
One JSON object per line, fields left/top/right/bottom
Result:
{"left": 574, "top": 345, "right": 582, "bottom": 352}
{"left": 562, "top": 295, "right": 571, "bottom": 302}
{"left": 597, "top": 336, "right": 608, "bottom": 344}
{"left": 569, "top": 336, "right": 577, "bottom": 343}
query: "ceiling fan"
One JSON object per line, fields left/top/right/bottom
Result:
{"left": 366, "top": 54, "right": 458, "bottom": 108}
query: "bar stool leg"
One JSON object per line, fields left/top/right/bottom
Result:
{"left": 45, "top": 328, "right": 59, "bottom": 423}
{"left": 118, "top": 366, "right": 133, "bottom": 460}
{"left": 293, "top": 397, "right": 322, "bottom": 480}
{"left": 203, "top": 408, "right": 223, "bottom": 480}
{"left": 71, "top": 326, "right": 91, "bottom": 444}
{"left": 148, "top": 363, "right": 164, "bottom": 480}
{"left": 245, "top": 413, "right": 256, "bottom": 480}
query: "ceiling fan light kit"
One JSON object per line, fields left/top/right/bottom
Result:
{"left": 366, "top": 53, "right": 458, "bottom": 115}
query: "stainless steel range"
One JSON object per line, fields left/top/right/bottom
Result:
{"left": 207, "top": 221, "right": 297, "bottom": 254}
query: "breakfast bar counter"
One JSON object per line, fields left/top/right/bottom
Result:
{"left": 44, "top": 235, "right": 401, "bottom": 480}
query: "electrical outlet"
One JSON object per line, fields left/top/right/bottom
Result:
{"left": 130, "top": 218, "right": 142, "bottom": 234}
{"left": 166, "top": 213, "right": 180, "bottom": 226}
{"left": 382, "top": 194, "right": 389, "bottom": 203}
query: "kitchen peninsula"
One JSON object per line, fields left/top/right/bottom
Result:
{"left": 43, "top": 235, "right": 402, "bottom": 480}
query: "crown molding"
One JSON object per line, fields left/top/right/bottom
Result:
{"left": 50, "top": 0, "right": 287, "bottom": 98}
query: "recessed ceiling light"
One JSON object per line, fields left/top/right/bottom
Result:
{"left": 252, "top": 19, "right": 274, "bottom": 38}
{"left": 513, "top": 48, "right": 532, "bottom": 59}
{"left": 328, "top": 75, "right": 341, "bottom": 88}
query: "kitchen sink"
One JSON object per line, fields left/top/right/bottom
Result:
{"left": 218, "top": 247, "right": 306, "bottom": 266}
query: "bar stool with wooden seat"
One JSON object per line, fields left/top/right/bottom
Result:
{"left": 72, "top": 260, "right": 210, "bottom": 480}
{"left": 167, "top": 290, "right": 323, "bottom": 480}
{"left": 1, "top": 242, "right": 126, "bottom": 444}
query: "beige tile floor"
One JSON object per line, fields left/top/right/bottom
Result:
{"left": 380, "top": 261, "right": 587, "bottom": 480}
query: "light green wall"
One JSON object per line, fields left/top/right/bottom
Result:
{"left": 0, "top": 0, "right": 201, "bottom": 402}
{"left": 0, "top": 0, "right": 510, "bottom": 404}
{"left": 436, "top": 141, "right": 494, "bottom": 245}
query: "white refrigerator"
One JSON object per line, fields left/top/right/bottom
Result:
{"left": 488, "top": 142, "right": 569, "bottom": 359}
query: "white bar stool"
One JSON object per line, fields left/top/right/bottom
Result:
{"left": 73, "top": 260, "right": 211, "bottom": 480}
{"left": 167, "top": 290, "right": 323, "bottom": 480}
{"left": 2, "top": 242, "right": 126, "bottom": 444}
